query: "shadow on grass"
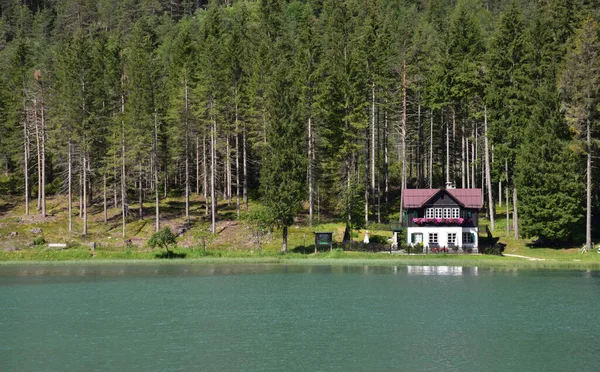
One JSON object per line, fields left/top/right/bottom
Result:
{"left": 290, "top": 244, "right": 337, "bottom": 254}
{"left": 155, "top": 251, "right": 187, "bottom": 259}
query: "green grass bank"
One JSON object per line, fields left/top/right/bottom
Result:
{"left": 2, "top": 195, "right": 600, "bottom": 270}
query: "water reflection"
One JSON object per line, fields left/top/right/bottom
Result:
{"left": 0, "top": 264, "right": 486, "bottom": 280}
{"left": 3, "top": 264, "right": 600, "bottom": 281}
{"left": 407, "top": 265, "right": 479, "bottom": 276}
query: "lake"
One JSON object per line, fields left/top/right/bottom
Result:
{"left": 1, "top": 264, "right": 600, "bottom": 371}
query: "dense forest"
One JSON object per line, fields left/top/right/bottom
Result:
{"left": 0, "top": 0, "right": 599, "bottom": 250}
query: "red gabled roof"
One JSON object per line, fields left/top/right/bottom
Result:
{"left": 402, "top": 189, "right": 439, "bottom": 208}
{"left": 402, "top": 188, "right": 483, "bottom": 209}
{"left": 446, "top": 189, "right": 483, "bottom": 208}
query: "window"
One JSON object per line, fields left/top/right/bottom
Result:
{"left": 448, "top": 233, "right": 457, "bottom": 245}
{"left": 463, "top": 232, "right": 474, "bottom": 244}
{"left": 443, "top": 208, "right": 451, "bottom": 218}
{"left": 452, "top": 208, "right": 460, "bottom": 218}
{"left": 434, "top": 208, "right": 442, "bottom": 218}
{"left": 429, "top": 233, "right": 438, "bottom": 243}
{"left": 411, "top": 233, "right": 423, "bottom": 244}
{"left": 461, "top": 210, "right": 472, "bottom": 219}
{"left": 426, "top": 208, "right": 435, "bottom": 218}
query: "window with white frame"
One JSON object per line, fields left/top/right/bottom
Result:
{"left": 448, "top": 233, "right": 457, "bottom": 245}
{"left": 429, "top": 233, "right": 438, "bottom": 243}
{"left": 426, "top": 208, "right": 435, "bottom": 218}
{"left": 434, "top": 208, "right": 442, "bottom": 218}
{"left": 452, "top": 208, "right": 460, "bottom": 218}
{"left": 463, "top": 232, "right": 474, "bottom": 244}
{"left": 443, "top": 208, "right": 451, "bottom": 218}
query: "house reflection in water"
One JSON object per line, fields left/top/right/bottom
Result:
{"left": 407, "top": 266, "right": 479, "bottom": 276}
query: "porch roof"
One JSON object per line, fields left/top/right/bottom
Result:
{"left": 402, "top": 188, "right": 483, "bottom": 209}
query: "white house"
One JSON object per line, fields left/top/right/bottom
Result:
{"left": 402, "top": 188, "right": 483, "bottom": 253}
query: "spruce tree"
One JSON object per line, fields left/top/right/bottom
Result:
{"left": 513, "top": 1, "right": 584, "bottom": 243}
{"left": 558, "top": 17, "right": 600, "bottom": 250}
{"left": 317, "top": 0, "right": 368, "bottom": 238}
{"left": 486, "top": 0, "right": 529, "bottom": 235}
{"left": 260, "top": 1, "right": 306, "bottom": 253}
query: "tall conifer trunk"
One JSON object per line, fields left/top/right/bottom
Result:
{"left": 472, "top": 128, "right": 476, "bottom": 189}
{"left": 83, "top": 149, "right": 87, "bottom": 236}
{"left": 308, "top": 116, "right": 313, "bottom": 225}
{"left": 505, "top": 159, "right": 509, "bottom": 236}
{"left": 210, "top": 103, "right": 217, "bottom": 234}
{"left": 79, "top": 156, "right": 83, "bottom": 218}
{"left": 586, "top": 118, "right": 592, "bottom": 250}
{"left": 243, "top": 125, "right": 248, "bottom": 209}
{"left": 103, "top": 174, "right": 107, "bottom": 224}
{"left": 154, "top": 111, "right": 160, "bottom": 232}
{"left": 121, "top": 86, "right": 126, "bottom": 238}
{"left": 203, "top": 132, "right": 208, "bottom": 215}
{"left": 34, "top": 99, "right": 41, "bottom": 211}
{"left": 282, "top": 225, "right": 288, "bottom": 253}
{"left": 365, "top": 128, "right": 369, "bottom": 226}
{"left": 138, "top": 157, "right": 143, "bottom": 220}
{"left": 513, "top": 187, "right": 519, "bottom": 239}
{"left": 235, "top": 97, "right": 240, "bottom": 218}
{"left": 484, "top": 106, "right": 495, "bottom": 231}
{"left": 196, "top": 136, "right": 200, "bottom": 195}
{"left": 400, "top": 58, "right": 407, "bottom": 224}
{"left": 384, "top": 110, "right": 389, "bottom": 208}
{"left": 465, "top": 123, "right": 469, "bottom": 188}
{"left": 429, "top": 112, "right": 433, "bottom": 188}
{"left": 24, "top": 111, "right": 29, "bottom": 216}
{"left": 226, "top": 136, "right": 231, "bottom": 205}
{"left": 417, "top": 102, "right": 422, "bottom": 187}
{"left": 371, "top": 83, "right": 375, "bottom": 219}
{"left": 68, "top": 140, "right": 72, "bottom": 232}
{"left": 461, "top": 121, "right": 466, "bottom": 188}
{"left": 499, "top": 181, "right": 502, "bottom": 207}
{"left": 40, "top": 88, "right": 46, "bottom": 218}
{"left": 184, "top": 72, "right": 190, "bottom": 225}
{"left": 446, "top": 115, "right": 450, "bottom": 187}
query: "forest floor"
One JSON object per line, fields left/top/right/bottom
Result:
{"left": 1, "top": 194, "right": 599, "bottom": 269}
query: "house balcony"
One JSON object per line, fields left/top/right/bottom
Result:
{"left": 406, "top": 217, "right": 477, "bottom": 228}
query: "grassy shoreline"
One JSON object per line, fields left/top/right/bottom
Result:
{"left": 2, "top": 253, "right": 600, "bottom": 271}
{"left": 3, "top": 195, "right": 600, "bottom": 271}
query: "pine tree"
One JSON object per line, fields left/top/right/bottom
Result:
{"left": 446, "top": 0, "right": 486, "bottom": 188}
{"left": 223, "top": 2, "right": 252, "bottom": 217}
{"left": 317, "top": 0, "right": 368, "bottom": 238}
{"left": 260, "top": 1, "right": 306, "bottom": 253}
{"left": 486, "top": 0, "right": 529, "bottom": 235}
{"left": 195, "top": 4, "right": 226, "bottom": 233}
{"left": 293, "top": 2, "right": 319, "bottom": 226}
{"left": 1, "top": 35, "right": 32, "bottom": 204}
{"left": 515, "top": 82, "right": 584, "bottom": 243}
{"left": 513, "top": 0, "right": 584, "bottom": 243}
{"left": 558, "top": 17, "right": 600, "bottom": 250}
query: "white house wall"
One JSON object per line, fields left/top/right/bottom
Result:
{"left": 406, "top": 226, "right": 479, "bottom": 253}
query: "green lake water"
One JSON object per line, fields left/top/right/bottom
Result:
{"left": 1, "top": 264, "right": 600, "bottom": 371}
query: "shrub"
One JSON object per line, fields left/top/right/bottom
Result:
{"left": 405, "top": 242, "right": 424, "bottom": 254}
{"left": 483, "top": 246, "right": 503, "bottom": 256}
{"left": 0, "top": 174, "right": 18, "bottom": 195}
{"left": 370, "top": 234, "right": 390, "bottom": 244}
{"left": 33, "top": 236, "right": 46, "bottom": 246}
{"left": 45, "top": 177, "right": 62, "bottom": 195}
